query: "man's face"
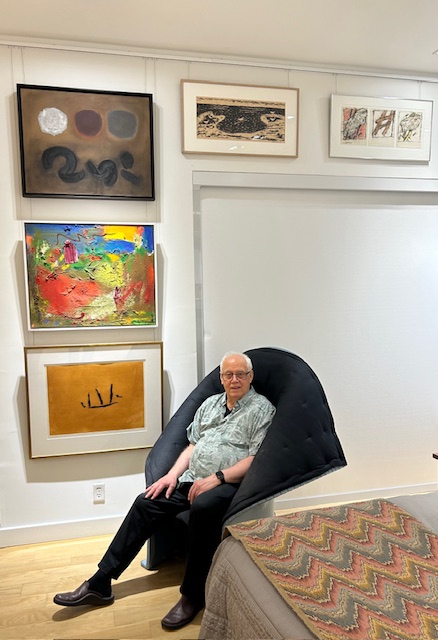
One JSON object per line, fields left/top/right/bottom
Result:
{"left": 220, "top": 355, "right": 254, "bottom": 403}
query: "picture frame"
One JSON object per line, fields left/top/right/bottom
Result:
{"left": 330, "top": 94, "right": 433, "bottom": 162}
{"left": 24, "top": 342, "right": 163, "bottom": 458}
{"left": 181, "top": 80, "right": 299, "bottom": 157}
{"left": 23, "top": 221, "right": 157, "bottom": 330}
{"left": 17, "top": 84, "right": 155, "bottom": 199}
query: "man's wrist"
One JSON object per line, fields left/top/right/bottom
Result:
{"left": 215, "top": 470, "right": 226, "bottom": 484}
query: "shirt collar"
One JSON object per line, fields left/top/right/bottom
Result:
{"left": 222, "top": 386, "right": 255, "bottom": 411}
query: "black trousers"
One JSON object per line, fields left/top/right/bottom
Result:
{"left": 98, "top": 482, "right": 239, "bottom": 606}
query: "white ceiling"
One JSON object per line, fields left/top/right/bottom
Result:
{"left": 2, "top": 0, "right": 438, "bottom": 78}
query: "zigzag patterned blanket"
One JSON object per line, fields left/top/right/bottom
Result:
{"left": 226, "top": 499, "right": 438, "bottom": 640}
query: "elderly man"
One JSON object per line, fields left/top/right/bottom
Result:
{"left": 54, "top": 352, "right": 275, "bottom": 630}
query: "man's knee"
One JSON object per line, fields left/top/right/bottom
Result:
{"left": 133, "top": 492, "right": 148, "bottom": 508}
{"left": 129, "top": 492, "right": 157, "bottom": 517}
{"left": 189, "top": 491, "right": 214, "bottom": 516}
{"left": 189, "top": 485, "right": 237, "bottom": 521}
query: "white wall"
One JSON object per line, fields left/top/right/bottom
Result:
{"left": 0, "top": 42, "right": 437, "bottom": 546}
{"left": 199, "top": 186, "right": 438, "bottom": 510}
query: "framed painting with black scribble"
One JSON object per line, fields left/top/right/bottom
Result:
{"left": 17, "top": 84, "right": 155, "bottom": 199}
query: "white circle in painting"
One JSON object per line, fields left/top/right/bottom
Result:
{"left": 38, "top": 107, "right": 68, "bottom": 136}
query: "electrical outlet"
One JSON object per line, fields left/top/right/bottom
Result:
{"left": 93, "top": 483, "right": 105, "bottom": 504}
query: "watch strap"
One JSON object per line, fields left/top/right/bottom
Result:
{"left": 215, "top": 470, "right": 226, "bottom": 484}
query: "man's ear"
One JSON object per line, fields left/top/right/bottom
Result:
{"left": 248, "top": 370, "right": 254, "bottom": 383}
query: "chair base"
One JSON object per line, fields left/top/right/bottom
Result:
{"left": 141, "top": 499, "right": 274, "bottom": 570}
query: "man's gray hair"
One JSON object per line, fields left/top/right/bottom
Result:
{"left": 220, "top": 352, "right": 253, "bottom": 372}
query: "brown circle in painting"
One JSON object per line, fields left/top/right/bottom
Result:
{"left": 75, "top": 110, "right": 103, "bottom": 137}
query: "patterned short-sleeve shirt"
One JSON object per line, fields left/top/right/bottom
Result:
{"left": 178, "top": 386, "right": 276, "bottom": 483}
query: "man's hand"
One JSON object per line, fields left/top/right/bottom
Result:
{"left": 188, "top": 474, "right": 221, "bottom": 503}
{"left": 145, "top": 443, "right": 195, "bottom": 500}
{"left": 145, "top": 472, "right": 178, "bottom": 500}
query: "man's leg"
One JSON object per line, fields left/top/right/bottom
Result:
{"left": 181, "top": 483, "right": 239, "bottom": 605}
{"left": 54, "top": 486, "right": 191, "bottom": 607}
{"left": 161, "top": 483, "right": 238, "bottom": 630}
{"left": 98, "top": 487, "right": 190, "bottom": 578}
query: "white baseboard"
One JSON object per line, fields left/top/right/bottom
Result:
{"left": 0, "top": 515, "right": 124, "bottom": 548}
{"left": 273, "top": 481, "right": 438, "bottom": 512}
{"left": 1, "top": 482, "right": 437, "bottom": 549}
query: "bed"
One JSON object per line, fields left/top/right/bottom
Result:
{"left": 200, "top": 491, "right": 438, "bottom": 640}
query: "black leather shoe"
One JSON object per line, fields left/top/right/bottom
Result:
{"left": 53, "top": 581, "right": 114, "bottom": 607}
{"left": 161, "top": 595, "right": 203, "bottom": 630}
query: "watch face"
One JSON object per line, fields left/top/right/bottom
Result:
{"left": 216, "top": 470, "right": 225, "bottom": 483}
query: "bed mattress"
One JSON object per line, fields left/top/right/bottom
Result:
{"left": 200, "top": 491, "right": 438, "bottom": 640}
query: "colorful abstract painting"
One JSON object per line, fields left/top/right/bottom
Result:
{"left": 23, "top": 222, "right": 156, "bottom": 330}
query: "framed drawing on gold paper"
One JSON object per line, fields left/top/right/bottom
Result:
{"left": 24, "top": 342, "right": 163, "bottom": 458}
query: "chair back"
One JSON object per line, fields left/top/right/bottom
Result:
{"left": 224, "top": 347, "right": 346, "bottom": 524}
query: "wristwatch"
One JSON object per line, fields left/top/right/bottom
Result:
{"left": 215, "top": 470, "right": 226, "bottom": 484}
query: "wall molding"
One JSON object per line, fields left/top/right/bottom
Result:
{"left": 193, "top": 171, "right": 438, "bottom": 194}
{"left": 1, "top": 37, "right": 438, "bottom": 83}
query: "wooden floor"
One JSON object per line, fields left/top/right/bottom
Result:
{"left": 0, "top": 534, "right": 202, "bottom": 640}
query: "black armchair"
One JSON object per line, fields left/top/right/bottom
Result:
{"left": 142, "top": 347, "right": 346, "bottom": 570}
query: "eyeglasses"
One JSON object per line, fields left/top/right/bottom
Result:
{"left": 221, "top": 371, "right": 251, "bottom": 381}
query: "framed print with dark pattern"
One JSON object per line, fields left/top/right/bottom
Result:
{"left": 181, "top": 80, "right": 299, "bottom": 157}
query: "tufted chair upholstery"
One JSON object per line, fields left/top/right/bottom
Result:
{"left": 142, "top": 347, "right": 347, "bottom": 570}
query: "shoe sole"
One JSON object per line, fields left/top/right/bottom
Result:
{"left": 53, "top": 593, "right": 114, "bottom": 607}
